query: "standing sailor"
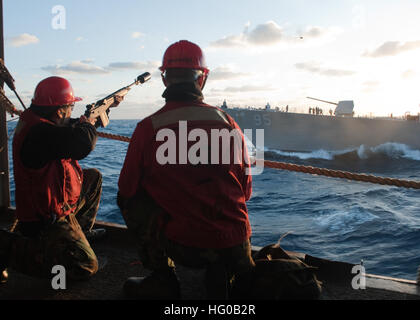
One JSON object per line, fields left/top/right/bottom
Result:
{"left": 0, "top": 76, "right": 112, "bottom": 282}
{"left": 118, "top": 40, "right": 255, "bottom": 299}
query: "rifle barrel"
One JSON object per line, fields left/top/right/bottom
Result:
{"left": 137, "top": 72, "right": 151, "bottom": 84}
{"left": 107, "top": 72, "right": 151, "bottom": 98}
{"left": 89, "top": 72, "right": 152, "bottom": 108}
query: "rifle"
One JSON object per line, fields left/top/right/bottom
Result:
{"left": 84, "top": 72, "right": 151, "bottom": 128}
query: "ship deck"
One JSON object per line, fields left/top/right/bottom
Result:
{"left": 0, "top": 211, "right": 419, "bottom": 301}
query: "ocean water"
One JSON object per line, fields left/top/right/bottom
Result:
{"left": 6, "top": 119, "right": 420, "bottom": 280}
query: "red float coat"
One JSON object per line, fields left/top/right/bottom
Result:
{"left": 13, "top": 110, "right": 83, "bottom": 222}
{"left": 118, "top": 98, "right": 252, "bottom": 249}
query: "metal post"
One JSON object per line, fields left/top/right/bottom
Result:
{"left": 0, "top": 0, "right": 11, "bottom": 213}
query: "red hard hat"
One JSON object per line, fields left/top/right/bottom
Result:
{"left": 32, "top": 76, "right": 82, "bottom": 106}
{"left": 159, "top": 40, "right": 209, "bottom": 75}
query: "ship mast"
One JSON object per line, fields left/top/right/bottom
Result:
{"left": 0, "top": 0, "right": 11, "bottom": 214}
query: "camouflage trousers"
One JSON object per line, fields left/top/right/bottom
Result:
{"left": 118, "top": 190, "right": 255, "bottom": 281}
{"left": 0, "top": 168, "right": 102, "bottom": 280}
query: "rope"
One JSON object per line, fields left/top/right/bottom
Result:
{"left": 97, "top": 131, "right": 420, "bottom": 190}
{"left": 261, "top": 160, "right": 420, "bottom": 190}
{"left": 97, "top": 132, "right": 131, "bottom": 143}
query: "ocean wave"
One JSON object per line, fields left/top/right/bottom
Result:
{"left": 267, "top": 142, "right": 420, "bottom": 162}
{"left": 267, "top": 148, "right": 335, "bottom": 160}
{"left": 369, "top": 143, "right": 420, "bottom": 161}
{"left": 315, "top": 208, "right": 378, "bottom": 235}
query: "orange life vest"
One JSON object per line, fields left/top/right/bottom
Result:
{"left": 13, "top": 110, "right": 83, "bottom": 222}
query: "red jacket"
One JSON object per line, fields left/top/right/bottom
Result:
{"left": 118, "top": 100, "right": 252, "bottom": 249}
{"left": 13, "top": 110, "right": 83, "bottom": 222}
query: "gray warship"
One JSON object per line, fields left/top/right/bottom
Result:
{"left": 222, "top": 98, "right": 420, "bottom": 152}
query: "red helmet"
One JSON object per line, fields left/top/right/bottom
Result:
{"left": 32, "top": 76, "right": 82, "bottom": 106}
{"left": 159, "top": 40, "right": 209, "bottom": 75}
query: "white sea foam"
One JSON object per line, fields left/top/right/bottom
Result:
{"left": 371, "top": 143, "right": 420, "bottom": 161}
{"left": 268, "top": 149, "right": 334, "bottom": 160}
{"left": 315, "top": 208, "right": 378, "bottom": 234}
{"left": 268, "top": 142, "right": 420, "bottom": 161}
{"left": 387, "top": 206, "right": 420, "bottom": 228}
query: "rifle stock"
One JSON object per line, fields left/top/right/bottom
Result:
{"left": 85, "top": 72, "right": 151, "bottom": 128}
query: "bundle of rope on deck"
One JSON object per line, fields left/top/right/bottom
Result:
{"left": 97, "top": 131, "right": 420, "bottom": 190}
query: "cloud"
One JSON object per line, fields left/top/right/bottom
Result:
{"left": 210, "top": 34, "right": 245, "bottom": 48}
{"left": 210, "top": 22, "right": 339, "bottom": 48}
{"left": 107, "top": 61, "right": 161, "bottom": 78}
{"left": 42, "top": 60, "right": 162, "bottom": 77}
{"left": 132, "top": 32, "right": 145, "bottom": 39}
{"left": 208, "top": 66, "right": 250, "bottom": 81}
{"left": 247, "top": 21, "right": 283, "bottom": 45}
{"left": 295, "top": 62, "right": 355, "bottom": 77}
{"left": 296, "top": 26, "right": 342, "bottom": 46}
{"left": 8, "top": 33, "right": 39, "bottom": 47}
{"left": 211, "top": 85, "right": 274, "bottom": 93}
{"left": 211, "top": 21, "right": 283, "bottom": 48}
{"left": 42, "top": 61, "right": 109, "bottom": 75}
{"left": 301, "top": 26, "right": 331, "bottom": 39}
{"left": 363, "top": 80, "right": 380, "bottom": 86}
{"left": 80, "top": 59, "right": 95, "bottom": 64}
{"left": 107, "top": 61, "right": 160, "bottom": 71}
{"left": 362, "top": 81, "right": 380, "bottom": 92}
{"left": 401, "top": 69, "right": 416, "bottom": 79}
{"left": 363, "top": 40, "right": 420, "bottom": 58}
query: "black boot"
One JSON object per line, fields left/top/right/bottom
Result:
{"left": 85, "top": 228, "right": 106, "bottom": 241}
{"left": 0, "top": 253, "right": 8, "bottom": 285}
{"left": 0, "top": 269, "right": 7, "bottom": 285}
{"left": 123, "top": 269, "right": 180, "bottom": 300}
{"left": 0, "top": 231, "right": 11, "bottom": 285}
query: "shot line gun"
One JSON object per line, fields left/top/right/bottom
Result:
{"left": 84, "top": 72, "right": 151, "bottom": 128}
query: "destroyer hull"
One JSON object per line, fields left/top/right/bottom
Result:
{"left": 225, "top": 108, "right": 420, "bottom": 152}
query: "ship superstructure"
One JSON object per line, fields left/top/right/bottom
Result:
{"left": 222, "top": 99, "right": 420, "bottom": 152}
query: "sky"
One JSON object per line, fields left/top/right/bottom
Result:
{"left": 3, "top": 0, "right": 420, "bottom": 119}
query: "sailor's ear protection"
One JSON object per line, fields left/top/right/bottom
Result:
{"left": 197, "top": 72, "right": 208, "bottom": 90}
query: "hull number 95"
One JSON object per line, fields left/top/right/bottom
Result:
{"left": 254, "top": 114, "right": 271, "bottom": 126}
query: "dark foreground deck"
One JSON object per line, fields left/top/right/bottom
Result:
{"left": 0, "top": 212, "right": 419, "bottom": 300}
